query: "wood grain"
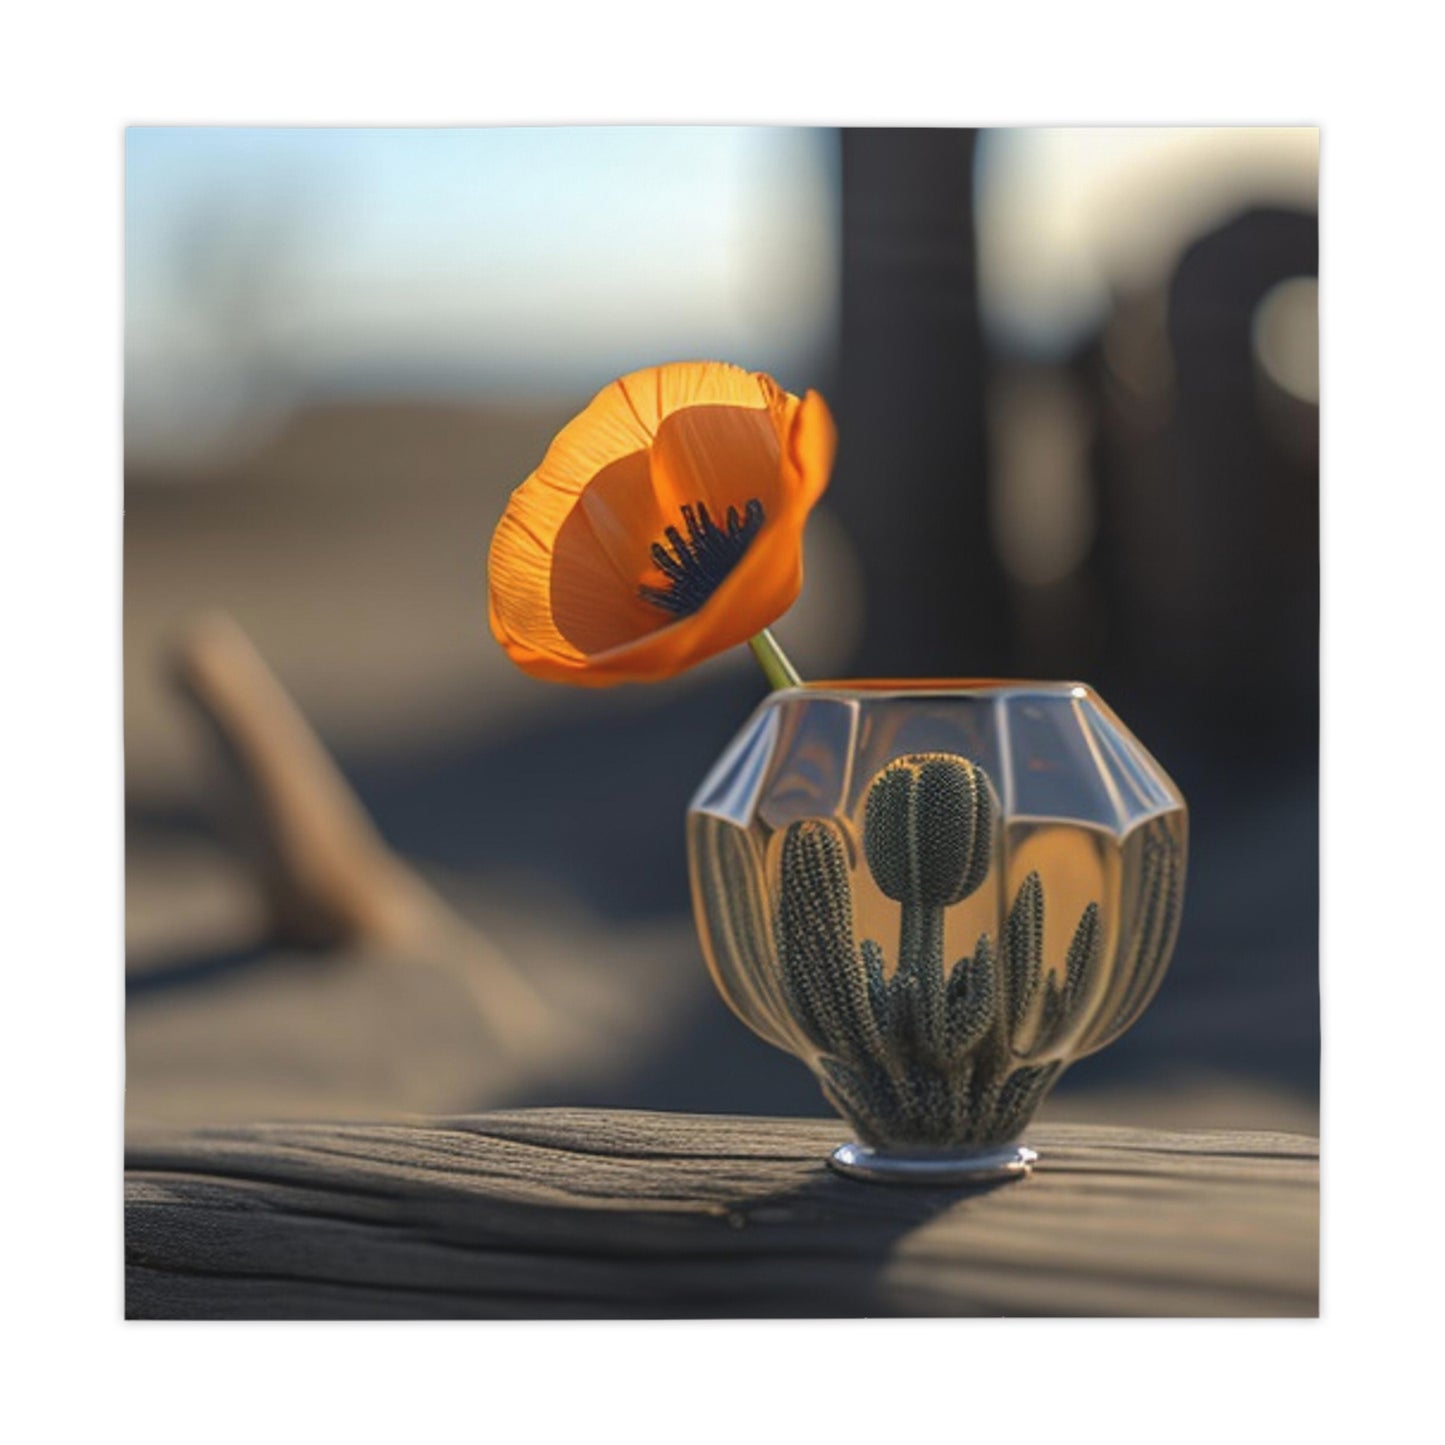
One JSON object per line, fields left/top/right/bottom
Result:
{"left": 125, "top": 1109, "right": 1318, "bottom": 1319}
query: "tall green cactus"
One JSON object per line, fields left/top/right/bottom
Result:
{"left": 776, "top": 820, "right": 885, "bottom": 1062}
{"left": 864, "top": 753, "right": 994, "bottom": 1071}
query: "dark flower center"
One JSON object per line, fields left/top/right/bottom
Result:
{"left": 639, "top": 500, "right": 765, "bottom": 617}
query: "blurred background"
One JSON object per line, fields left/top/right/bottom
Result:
{"left": 125, "top": 126, "right": 1318, "bottom": 1133}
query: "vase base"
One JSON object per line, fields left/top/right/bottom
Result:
{"left": 827, "top": 1140, "right": 1038, "bottom": 1184}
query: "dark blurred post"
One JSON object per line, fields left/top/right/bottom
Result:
{"left": 1094, "top": 207, "right": 1319, "bottom": 768}
{"left": 832, "top": 128, "right": 1008, "bottom": 676}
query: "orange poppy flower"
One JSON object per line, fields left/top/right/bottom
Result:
{"left": 487, "top": 361, "right": 836, "bottom": 686}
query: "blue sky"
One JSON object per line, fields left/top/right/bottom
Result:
{"left": 125, "top": 126, "right": 1315, "bottom": 462}
{"left": 125, "top": 127, "right": 840, "bottom": 457}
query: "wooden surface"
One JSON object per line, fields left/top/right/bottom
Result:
{"left": 125, "top": 1108, "right": 1318, "bottom": 1319}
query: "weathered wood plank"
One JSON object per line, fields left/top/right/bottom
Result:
{"left": 125, "top": 1109, "right": 1318, "bottom": 1319}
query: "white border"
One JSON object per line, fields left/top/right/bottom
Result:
{"left": 6, "top": 1, "right": 1440, "bottom": 1439}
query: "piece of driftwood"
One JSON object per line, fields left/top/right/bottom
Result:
{"left": 167, "top": 612, "right": 555, "bottom": 1051}
{"left": 126, "top": 1108, "right": 1318, "bottom": 1318}
{"left": 131, "top": 615, "right": 705, "bottom": 1125}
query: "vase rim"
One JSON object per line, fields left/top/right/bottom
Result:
{"left": 775, "top": 677, "right": 1095, "bottom": 697}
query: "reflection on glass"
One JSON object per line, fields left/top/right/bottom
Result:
{"left": 688, "top": 682, "right": 1187, "bottom": 1153}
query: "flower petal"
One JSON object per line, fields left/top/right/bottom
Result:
{"left": 783, "top": 389, "right": 837, "bottom": 508}
{"left": 487, "top": 363, "right": 835, "bottom": 685}
{"left": 648, "top": 400, "right": 788, "bottom": 523}
{"left": 619, "top": 360, "right": 778, "bottom": 434}
{"left": 549, "top": 451, "right": 674, "bottom": 654}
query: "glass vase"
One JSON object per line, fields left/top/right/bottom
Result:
{"left": 686, "top": 681, "right": 1187, "bottom": 1183}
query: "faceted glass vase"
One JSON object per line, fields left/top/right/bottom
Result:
{"left": 686, "top": 681, "right": 1187, "bottom": 1183}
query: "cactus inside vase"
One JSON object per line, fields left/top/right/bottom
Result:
{"left": 775, "top": 752, "right": 1107, "bottom": 1150}
{"left": 686, "top": 684, "right": 1188, "bottom": 1176}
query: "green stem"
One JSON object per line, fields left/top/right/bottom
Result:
{"left": 747, "top": 629, "right": 802, "bottom": 691}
